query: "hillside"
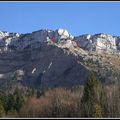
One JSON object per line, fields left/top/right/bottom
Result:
{"left": 0, "top": 29, "right": 120, "bottom": 90}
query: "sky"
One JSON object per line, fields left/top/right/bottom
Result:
{"left": 0, "top": 2, "right": 120, "bottom": 36}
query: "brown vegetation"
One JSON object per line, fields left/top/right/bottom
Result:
{"left": 19, "top": 88, "right": 82, "bottom": 117}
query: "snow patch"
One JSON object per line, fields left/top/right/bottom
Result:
{"left": 48, "top": 62, "right": 52, "bottom": 69}
{"left": 32, "top": 68, "right": 36, "bottom": 74}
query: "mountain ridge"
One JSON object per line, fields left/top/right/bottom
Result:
{"left": 0, "top": 28, "right": 120, "bottom": 90}
{"left": 0, "top": 28, "right": 120, "bottom": 54}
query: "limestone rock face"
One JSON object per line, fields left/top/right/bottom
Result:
{"left": 0, "top": 31, "right": 20, "bottom": 52}
{"left": 74, "top": 33, "right": 119, "bottom": 53}
{"left": 94, "top": 34, "right": 117, "bottom": 53}
{"left": 7, "top": 29, "right": 73, "bottom": 51}
{"left": 0, "top": 29, "right": 120, "bottom": 54}
{"left": 74, "top": 34, "right": 93, "bottom": 50}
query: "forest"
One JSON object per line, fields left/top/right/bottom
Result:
{"left": 0, "top": 72, "right": 120, "bottom": 118}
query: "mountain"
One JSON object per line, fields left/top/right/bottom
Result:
{"left": 0, "top": 29, "right": 120, "bottom": 90}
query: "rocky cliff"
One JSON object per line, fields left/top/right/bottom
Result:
{"left": 0, "top": 29, "right": 120, "bottom": 89}
{"left": 0, "top": 29, "right": 120, "bottom": 54}
{"left": 75, "top": 33, "right": 120, "bottom": 54}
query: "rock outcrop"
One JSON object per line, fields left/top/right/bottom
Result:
{"left": 75, "top": 33, "right": 120, "bottom": 53}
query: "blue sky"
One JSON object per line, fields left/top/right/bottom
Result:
{"left": 0, "top": 2, "right": 120, "bottom": 36}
